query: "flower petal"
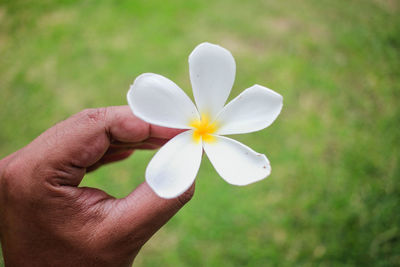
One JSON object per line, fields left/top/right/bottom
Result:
{"left": 146, "top": 130, "right": 203, "bottom": 199}
{"left": 215, "top": 85, "right": 283, "bottom": 135}
{"left": 127, "top": 73, "right": 200, "bottom": 129}
{"left": 189, "top": 42, "right": 236, "bottom": 119}
{"left": 203, "top": 135, "right": 270, "bottom": 186}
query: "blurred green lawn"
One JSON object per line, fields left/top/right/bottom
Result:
{"left": 1, "top": 0, "right": 399, "bottom": 266}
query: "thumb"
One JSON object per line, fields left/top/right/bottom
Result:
{"left": 24, "top": 106, "right": 181, "bottom": 186}
{"left": 109, "top": 181, "right": 195, "bottom": 249}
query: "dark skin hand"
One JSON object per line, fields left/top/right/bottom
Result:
{"left": 0, "top": 106, "right": 194, "bottom": 266}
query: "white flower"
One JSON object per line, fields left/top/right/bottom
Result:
{"left": 127, "top": 42, "right": 283, "bottom": 199}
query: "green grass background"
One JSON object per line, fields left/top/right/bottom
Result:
{"left": 1, "top": 0, "right": 399, "bottom": 266}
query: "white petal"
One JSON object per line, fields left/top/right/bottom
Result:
{"left": 146, "top": 130, "right": 203, "bottom": 199}
{"left": 127, "top": 73, "right": 200, "bottom": 129}
{"left": 189, "top": 42, "right": 236, "bottom": 119}
{"left": 203, "top": 135, "right": 270, "bottom": 186}
{"left": 215, "top": 85, "right": 283, "bottom": 135}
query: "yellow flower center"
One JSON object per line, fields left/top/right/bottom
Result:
{"left": 189, "top": 114, "right": 217, "bottom": 143}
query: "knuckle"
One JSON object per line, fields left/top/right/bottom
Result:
{"left": 1, "top": 157, "right": 19, "bottom": 183}
{"left": 79, "top": 107, "right": 108, "bottom": 124}
{"left": 0, "top": 156, "right": 23, "bottom": 199}
{"left": 0, "top": 167, "right": 12, "bottom": 196}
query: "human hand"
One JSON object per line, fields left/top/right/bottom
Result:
{"left": 0, "top": 106, "right": 194, "bottom": 266}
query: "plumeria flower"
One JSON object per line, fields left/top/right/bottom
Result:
{"left": 127, "top": 42, "right": 283, "bottom": 199}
